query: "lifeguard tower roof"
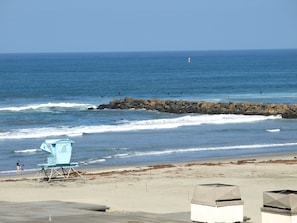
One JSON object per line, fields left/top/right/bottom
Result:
{"left": 40, "top": 139, "right": 74, "bottom": 166}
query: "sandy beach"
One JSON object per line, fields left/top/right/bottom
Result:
{"left": 1, "top": 154, "right": 297, "bottom": 223}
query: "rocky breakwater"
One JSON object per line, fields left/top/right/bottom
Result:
{"left": 93, "top": 97, "right": 297, "bottom": 119}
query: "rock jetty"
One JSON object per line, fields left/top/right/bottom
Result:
{"left": 93, "top": 97, "right": 297, "bottom": 119}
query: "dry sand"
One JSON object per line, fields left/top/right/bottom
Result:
{"left": 1, "top": 154, "right": 297, "bottom": 223}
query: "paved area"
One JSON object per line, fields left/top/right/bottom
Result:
{"left": 0, "top": 201, "right": 190, "bottom": 223}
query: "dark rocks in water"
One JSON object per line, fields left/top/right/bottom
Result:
{"left": 95, "top": 97, "right": 297, "bottom": 119}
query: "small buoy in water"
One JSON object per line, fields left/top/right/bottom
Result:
{"left": 187, "top": 57, "right": 191, "bottom": 63}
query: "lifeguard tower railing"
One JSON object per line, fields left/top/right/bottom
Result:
{"left": 36, "top": 139, "right": 83, "bottom": 182}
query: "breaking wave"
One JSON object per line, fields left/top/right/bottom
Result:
{"left": 13, "top": 149, "right": 41, "bottom": 154}
{"left": 0, "top": 102, "right": 95, "bottom": 112}
{"left": 0, "top": 114, "right": 282, "bottom": 140}
{"left": 266, "top": 128, "right": 281, "bottom": 133}
{"left": 112, "top": 142, "right": 297, "bottom": 159}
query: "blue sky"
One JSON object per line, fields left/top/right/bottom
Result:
{"left": 0, "top": 0, "right": 297, "bottom": 53}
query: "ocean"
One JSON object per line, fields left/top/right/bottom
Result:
{"left": 0, "top": 49, "right": 297, "bottom": 175}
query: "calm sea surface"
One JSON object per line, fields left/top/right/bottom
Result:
{"left": 0, "top": 49, "right": 297, "bottom": 175}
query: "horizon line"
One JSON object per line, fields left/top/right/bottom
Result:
{"left": 1, "top": 47, "right": 297, "bottom": 55}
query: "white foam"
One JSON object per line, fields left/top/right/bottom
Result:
{"left": 0, "top": 102, "right": 94, "bottom": 112}
{"left": 266, "top": 128, "right": 280, "bottom": 132}
{"left": 0, "top": 114, "right": 282, "bottom": 140}
{"left": 0, "top": 168, "right": 40, "bottom": 175}
{"left": 79, "top": 158, "right": 106, "bottom": 165}
{"left": 114, "top": 153, "right": 130, "bottom": 158}
{"left": 117, "top": 142, "right": 297, "bottom": 159}
{"left": 14, "top": 149, "right": 41, "bottom": 153}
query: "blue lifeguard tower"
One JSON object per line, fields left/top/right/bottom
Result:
{"left": 37, "top": 139, "right": 82, "bottom": 182}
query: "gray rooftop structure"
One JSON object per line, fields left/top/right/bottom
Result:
{"left": 191, "top": 183, "right": 243, "bottom": 207}
{"left": 262, "top": 190, "right": 297, "bottom": 214}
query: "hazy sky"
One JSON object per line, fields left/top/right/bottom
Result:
{"left": 0, "top": 0, "right": 297, "bottom": 53}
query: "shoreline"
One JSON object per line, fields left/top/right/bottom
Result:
{"left": 1, "top": 152, "right": 297, "bottom": 223}
{"left": 2, "top": 151, "right": 297, "bottom": 179}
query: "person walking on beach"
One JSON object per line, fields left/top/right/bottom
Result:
{"left": 16, "top": 160, "right": 21, "bottom": 174}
